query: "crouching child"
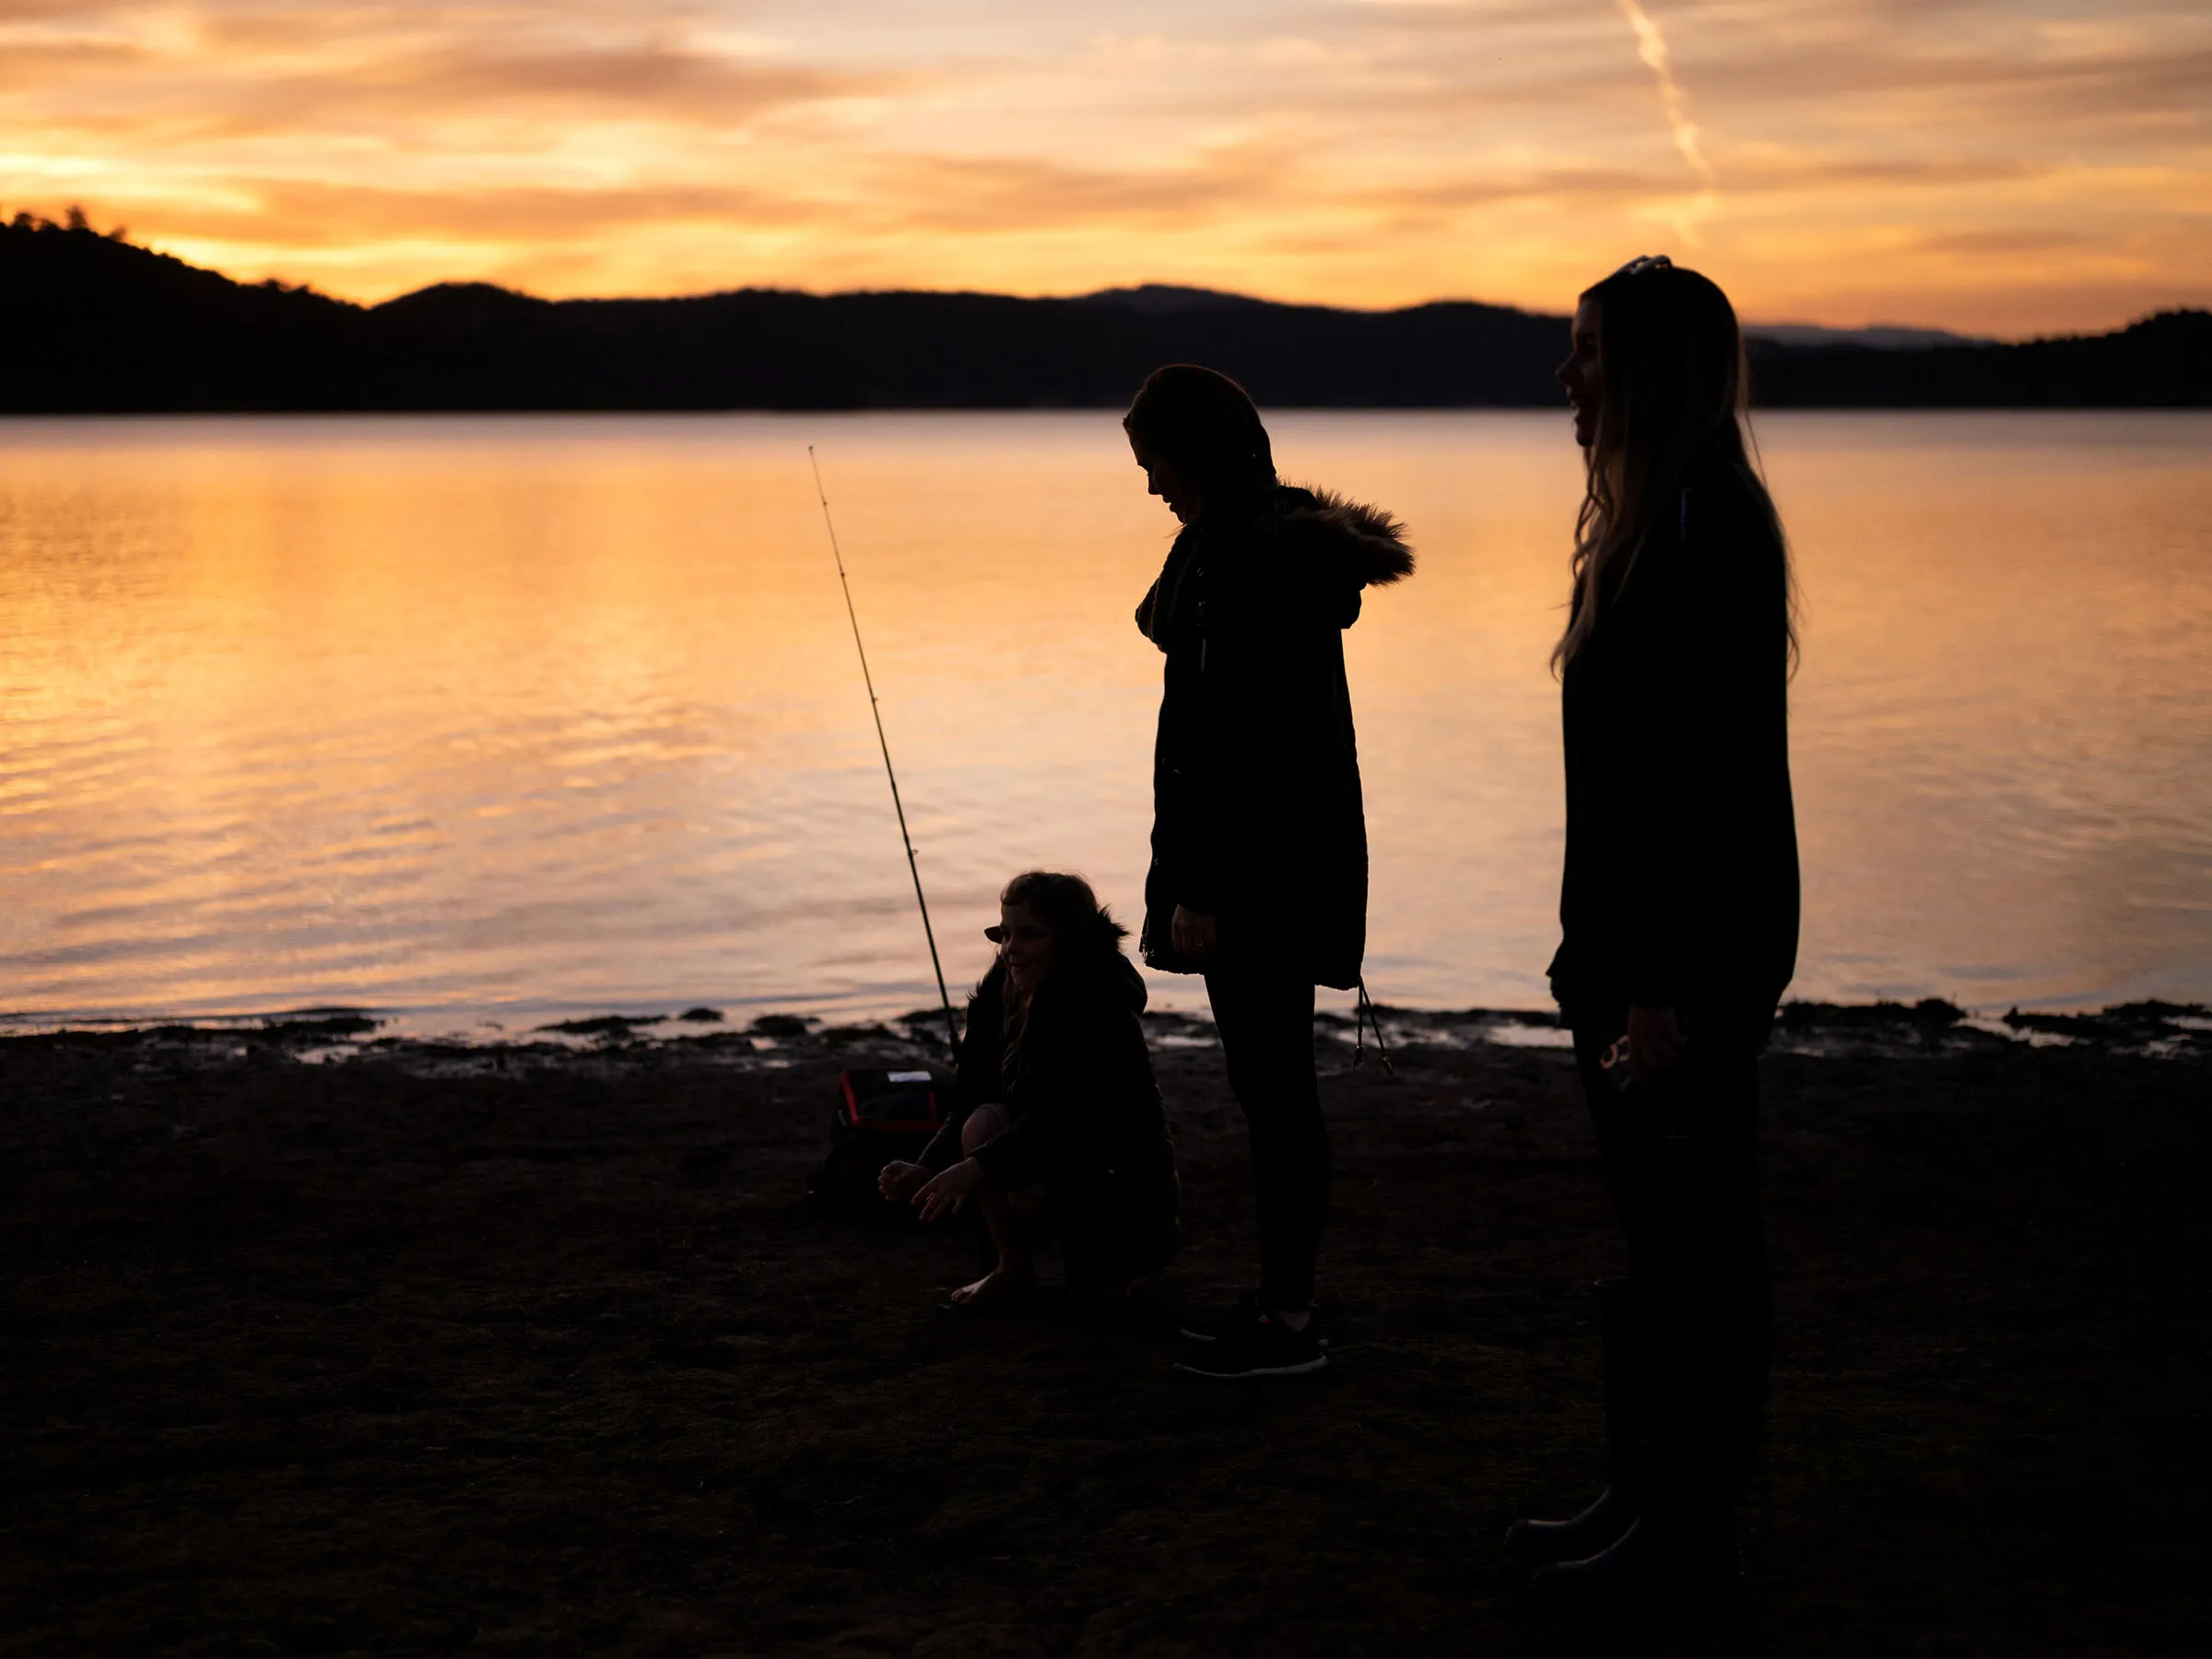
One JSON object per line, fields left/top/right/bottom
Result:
{"left": 878, "top": 872, "right": 1181, "bottom": 1309}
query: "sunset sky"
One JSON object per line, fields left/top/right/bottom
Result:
{"left": 3, "top": 1, "right": 2206, "bottom": 334}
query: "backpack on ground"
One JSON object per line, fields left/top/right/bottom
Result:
{"left": 806, "top": 1067, "right": 947, "bottom": 1207}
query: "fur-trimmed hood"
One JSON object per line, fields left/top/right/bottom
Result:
{"left": 1277, "top": 485, "right": 1417, "bottom": 590}
{"left": 1137, "top": 483, "right": 1414, "bottom": 648}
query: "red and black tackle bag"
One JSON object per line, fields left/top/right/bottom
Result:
{"left": 806, "top": 1066, "right": 948, "bottom": 1207}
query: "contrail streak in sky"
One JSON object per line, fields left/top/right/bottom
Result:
{"left": 1617, "top": 0, "right": 1718, "bottom": 229}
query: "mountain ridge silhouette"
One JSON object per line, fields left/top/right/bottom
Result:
{"left": 6, "top": 214, "right": 2206, "bottom": 412}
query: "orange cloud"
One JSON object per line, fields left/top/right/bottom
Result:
{"left": 1, "top": 0, "right": 2205, "bottom": 332}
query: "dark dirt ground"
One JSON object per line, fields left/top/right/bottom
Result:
{"left": 1, "top": 1006, "right": 2206, "bottom": 1658}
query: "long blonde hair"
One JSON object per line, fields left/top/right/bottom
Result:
{"left": 1553, "top": 258, "right": 1795, "bottom": 675}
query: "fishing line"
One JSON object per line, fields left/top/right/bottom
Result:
{"left": 808, "top": 446, "right": 960, "bottom": 1055}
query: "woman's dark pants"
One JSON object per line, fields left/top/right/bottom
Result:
{"left": 1206, "top": 966, "right": 1327, "bottom": 1311}
{"left": 1572, "top": 1029, "right": 1771, "bottom": 1532}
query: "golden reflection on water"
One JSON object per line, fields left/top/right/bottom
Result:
{"left": 2, "top": 411, "right": 2207, "bottom": 1032}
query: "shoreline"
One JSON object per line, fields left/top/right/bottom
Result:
{"left": 6, "top": 994, "right": 2206, "bottom": 1071}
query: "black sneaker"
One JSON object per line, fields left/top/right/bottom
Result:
{"left": 1180, "top": 1291, "right": 1329, "bottom": 1348}
{"left": 1173, "top": 1310, "right": 1328, "bottom": 1379}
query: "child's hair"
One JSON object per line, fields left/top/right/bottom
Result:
{"left": 998, "top": 871, "right": 1127, "bottom": 958}
{"left": 1123, "top": 364, "right": 1278, "bottom": 510}
{"left": 995, "top": 872, "right": 1128, "bottom": 1070}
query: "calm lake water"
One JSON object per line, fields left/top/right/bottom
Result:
{"left": 3, "top": 411, "right": 2208, "bottom": 1037}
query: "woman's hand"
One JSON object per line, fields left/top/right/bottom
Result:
{"left": 1627, "top": 1003, "right": 1686, "bottom": 1084}
{"left": 877, "top": 1159, "right": 929, "bottom": 1203}
{"left": 913, "top": 1157, "right": 986, "bottom": 1221}
{"left": 1171, "top": 904, "right": 1220, "bottom": 964}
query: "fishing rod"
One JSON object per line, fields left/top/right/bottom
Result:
{"left": 807, "top": 446, "right": 961, "bottom": 1055}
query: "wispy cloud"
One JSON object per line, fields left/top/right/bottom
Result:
{"left": 1614, "top": 0, "right": 1716, "bottom": 242}
{"left": 1618, "top": 1, "right": 1712, "bottom": 185}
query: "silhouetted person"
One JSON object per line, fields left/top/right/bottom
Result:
{"left": 1506, "top": 257, "right": 1800, "bottom": 1611}
{"left": 881, "top": 872, "right": 1180, "bottom": 1310}
{"left": 1122, "top": 364, "right": 1414, "bottom": 1380}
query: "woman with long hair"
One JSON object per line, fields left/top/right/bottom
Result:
{"left": 1123, "top": 364, "right": 1413, "bottom": 1380}
{"left": 880, "top": 871, "right": 1180, "bottom": 1309}
{"left": 1506, "top": 257, "right": 1799, "bottom": 1608}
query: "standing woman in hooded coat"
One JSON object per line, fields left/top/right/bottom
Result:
{"left": 1124, "top": 365, "right": 1413, "bottom": 1380}
{"left": 1507, "top": 258, "right": 1799, "bottom": 1610}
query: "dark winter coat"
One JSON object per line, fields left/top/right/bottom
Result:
{"left": 918, "top": 947, "right": 1180, "bottom": 1281}
{"left": 1136, "top": 484, "right": 1415, "bottom": 990}
{"left": 1547, "top": 453, "right": 1801, "bottom": 1047}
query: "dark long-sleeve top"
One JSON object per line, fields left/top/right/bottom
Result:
{"left": 1547, "top": 453, "right": 1801, "bottom": 1045}
{"left": 916, "top": 953, "right": 1178, "bottom": 1204}
{"left": 1136, "top": 485, "right": 1413, "bottom": 989}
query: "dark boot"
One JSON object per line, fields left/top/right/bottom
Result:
{"left": 1506, "top": 1279, "right": 1641, "bottom": 1567}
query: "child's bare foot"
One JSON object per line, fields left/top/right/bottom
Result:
{"left": 947, "top": 1265, "right": 1035, "bottom": 1307}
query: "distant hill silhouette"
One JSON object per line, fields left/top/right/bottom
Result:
{"left": 5, "top": 214, "right": 2206, "bottom": 412}
{"left": 1744, "top": 322, "right": 1986, "bottom": 350}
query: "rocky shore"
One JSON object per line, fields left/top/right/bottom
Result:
{"left": 3, "top": 1001, "right": 2205, "bottom": 1655}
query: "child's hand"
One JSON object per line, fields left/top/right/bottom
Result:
{"left": 877, "top": 1160, "right": 929, "bottom": 1202}
{"left": 913, "top": 1158, "right": 985, "bottom": 1221}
